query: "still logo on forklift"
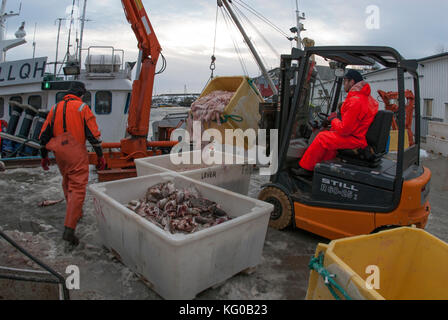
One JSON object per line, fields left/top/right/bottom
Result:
{"left": 321, "top": 178, "right": 359, "bottom": 192}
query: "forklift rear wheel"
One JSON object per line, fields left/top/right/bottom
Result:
{"left": 258, "top": 187, "right": 292, "bottom": 230}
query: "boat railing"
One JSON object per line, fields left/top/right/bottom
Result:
{"left": 0, "top": 229, "right": 70, "bottom": 300}
{"left": 82, "top": 46, "right": 125, "bottom": 74}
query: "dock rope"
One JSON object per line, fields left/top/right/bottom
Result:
{"left": 308, "top": 252, "right": 352, "bottom": 300}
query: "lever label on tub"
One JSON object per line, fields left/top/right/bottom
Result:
{"left": 201, "top": 170, "right": 217, "bottom": 180}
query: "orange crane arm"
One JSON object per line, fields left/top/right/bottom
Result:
{"left": 121, "top": 0, "right": 161, "bottom": 137}
{"left": 378, "top": 89, "right": 416, "bottom": 145}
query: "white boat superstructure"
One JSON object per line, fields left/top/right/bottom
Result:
{"left": 0, "top": 0, "right": 133, "bottom": 158}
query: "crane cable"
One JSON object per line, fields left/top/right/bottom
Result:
{"left": 232, "top": 3, "right": 279, "bottom": 57}
{"left": 233, "top": 0, "right": 293, "bottom": 41}
{"left": 209, "top": 5, "right": 219, "bottom": 79}
{"left": 231, "top": 3, "right": 271, "bottom": 71}
{"left": 220, "top": 6, "right": 249, "bottom": 76}
{"left": 231, "top": 3, "right": 276, "bottom": 70}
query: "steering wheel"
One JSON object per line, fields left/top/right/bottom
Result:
{"left": 317, "top": 112, "right": 329, "bottom": 121}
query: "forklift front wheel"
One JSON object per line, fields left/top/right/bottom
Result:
{"left": 258, "top": 187, "right": 292, "bottom": 230}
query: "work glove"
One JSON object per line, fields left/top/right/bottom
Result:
{"left": 322, "top": 119, "right": 332, "bottom": 128}
{"left": 96, "top": 156, "right": 106, "bottom": 171}
{"left": 328, "top": 112, "right": 338, "bottom": 121}
{"left": 41, "top": 157, "right": 50, "bottom": 171}
{"left": 323, "top": 113, "right": 338, "bottom": 128}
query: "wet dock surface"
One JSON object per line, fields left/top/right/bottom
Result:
{"left": 0, "top": 153, "right": 447, "bottom": 300}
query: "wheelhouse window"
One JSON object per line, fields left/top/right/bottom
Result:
{"left": 82, "top": 91, "right": 92, "bottom": 108}
{"left": 95, "top": 91, "right": 112, "bottom": 114}
{"left": 56, "top": 92, "right": 66, "bottom": 103}
{"left": 28, "top": 95, "right": 42, "bottom": 110}
{"left": 9, "top": 96, "right": 22, "bottom": 116}
{"left": 0, "top": 97, "right": 4, "bottom": 118}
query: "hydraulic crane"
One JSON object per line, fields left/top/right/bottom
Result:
{"left": 89, "top": 0, "right": 177, "bottom": 181}
{"left": 378, "top": 89, "right": 415, "bottom": 146}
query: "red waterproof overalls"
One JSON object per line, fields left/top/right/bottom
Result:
{"left": 0, "top": 120, "right": 7, "bottom": 146}
{"left": 40, "top": 95, "right": 101, "bottom": 229}
{"left": 299, "top": 81, "right": 379, "bottom": 171}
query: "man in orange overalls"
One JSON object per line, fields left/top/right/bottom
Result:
{"left": 39, "top": 82, "right": 106, "bottom": 245}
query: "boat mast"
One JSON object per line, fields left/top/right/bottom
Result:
{"left": 0, "top": 0, "right": 25, "bottom": 63}
{"left": 32, "top": 22, "right": 36, "bottom": 58}
{"left": 219, "top": 0, "right": 278, "bottom": 96}
{"left": 295, "top": 0, "right": 306, "bottom": 50}
{"left": 54, "top": 17, "right": 64, "bottom": 77}
{"left": 78, "top": 0, "right": 87, "bottom": 65}
{"left": 66, "top": 1, "right": 75, "bottom": 58}
{"left": 0, "top": 0, "right": 7, "bottom": 43}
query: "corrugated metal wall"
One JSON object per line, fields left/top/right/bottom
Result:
{"left": 418, "top": 56, "right": 448, "bottom": 120}
{"left": 311, "top": 55, "right": 448, "bottom": 123}
{"left": 365, "top": 55, "right": 448, "bottom": 120}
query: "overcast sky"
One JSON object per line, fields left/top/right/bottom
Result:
{"left": 3, "top": 0, "right": 448, "bottom": 94}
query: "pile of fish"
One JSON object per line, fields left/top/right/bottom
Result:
{"left": 186, "top": 90, "right": 235, "bottom": 138}
{"left": 125, "top": 181, "right": 231, "bottom": 234}
{"left": 189, "top": 90, "right": 234, "bottom": 124}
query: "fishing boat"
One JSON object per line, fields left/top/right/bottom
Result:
{"left": 0, "top": 0, "right": 133, "bottom": 161}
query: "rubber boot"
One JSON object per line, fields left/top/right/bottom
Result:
{"left": 291, "top": 167, "right": 313, "bottom": 178}
{"left": 62, "top": 227, "right": 79, "bottom": 246}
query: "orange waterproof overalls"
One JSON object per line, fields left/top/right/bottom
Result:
{"left": 39, "top": 95, "right": 101, "bottom": 229}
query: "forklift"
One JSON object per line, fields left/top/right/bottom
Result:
{"left": 258, "top": 46, "right": 431, "bottom": 240}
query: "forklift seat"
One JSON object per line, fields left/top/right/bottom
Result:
{"left": 337, "top": 110, "right": 394, "bottom": 168}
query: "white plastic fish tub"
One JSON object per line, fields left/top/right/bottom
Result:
{"left": 134, "top": 150, "right": 253, "bottom": 195}
{"left": 88, "top": 172, "right": 273, "bottom": 300}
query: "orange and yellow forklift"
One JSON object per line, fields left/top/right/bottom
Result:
{"left": 258, "top": 46, "right": 431, "bottom": 240}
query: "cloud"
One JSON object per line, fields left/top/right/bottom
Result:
{"left": 3, "top": 0, "right": 447, "bottom": 93}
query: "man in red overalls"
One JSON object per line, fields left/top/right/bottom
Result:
{"left": 293, "top": 69, "right": 378, "bottom": 177}
{"left": 39, "top": 82, "right": 106, "bottom": 245}
{"left": 0, "top": 120, "right": 7, "bottom": 147}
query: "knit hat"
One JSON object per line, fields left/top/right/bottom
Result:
{"left": 344, "top": 69, "right": 363, "bottom": 84}
{"left": 67, "top": 81, "right": 87, "bottom": 97}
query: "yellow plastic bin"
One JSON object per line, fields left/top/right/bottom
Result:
{"left": 189, "top": 76, "right": 264, "bottom": 150}
{"left": 306, "top": 227, "right": 448, "bottom": 300}
{"left": 388, "top": 129, "right": 409, "bottom": 151}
